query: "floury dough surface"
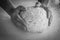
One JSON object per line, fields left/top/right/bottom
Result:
{"left": 22, "top": 7, "right": 48, "bottom": 32}
{"left": 1, "top": 0, "right": 60, "bottom": 40}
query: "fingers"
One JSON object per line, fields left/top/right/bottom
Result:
{"left": 11, "top": 6, "right": 27, "bottom": 32}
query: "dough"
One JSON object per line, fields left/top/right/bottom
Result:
{"left": 11, "top": 4, "right": 53, "bottom": 33}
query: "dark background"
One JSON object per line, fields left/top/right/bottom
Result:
{"left": 0, "top": 0, "right": 14, "bottom": 16}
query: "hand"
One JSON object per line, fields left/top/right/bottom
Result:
{"left": 0, "top": 7, "right": 27, "bottom": 40}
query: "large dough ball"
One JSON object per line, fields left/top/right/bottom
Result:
{"left": 21, "top": 7, "right": 48, "bottom": 33}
